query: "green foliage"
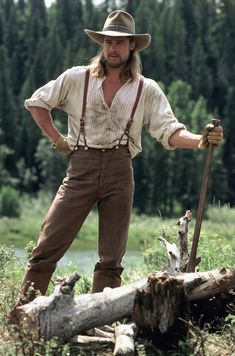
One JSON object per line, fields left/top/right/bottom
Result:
{"left": 25, "top": 240, "right": 36, "bottom": 260}
{"left": 0, "top": 205, "right": 234, "bottom": 355}
{"left": 0, "top": 0, "right": 234, "bottom": 214}
{"left": 0, "top": 191, "right": 51, "bottom": 248}
{"left": 225, "top": 314, "right": 235, "bottom": 326}
{"left": 142, "top": 239, "right": 168, "bottom": 273}
{"left": 35, "top": 127, "right": 68, "bottom": 193}
{"left": 76, "top": 276, "right": 92, "bottom": 294}
{"left": 0, "top": 186, "right": 21, "bottom": 218}
{"left": 206, "top": 202, "right": 235, "bottom": 224}
{"left": 0, "top": 246, "right": 21, "bottom": 333}
{"left": 0, "top": 244, "right": 15, "bottom": 278}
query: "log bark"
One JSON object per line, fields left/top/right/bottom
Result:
{"left": 133, "top": 273, "right": 189, "bottom": 334}
{"left": 14, "top": 268, "right": 235, "bottom": 341}
{"left": 182, "top": 267, "right": 235, "bottom": 300}
{"left": 133, "top": 273, "right": 189, "bottom": 347}
{"left": 15, "top": 277, "right": 147, "bottom": 341}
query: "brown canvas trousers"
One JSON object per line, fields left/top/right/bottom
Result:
{"left": 19, "top": 146, "right": 134, "bottom": 303}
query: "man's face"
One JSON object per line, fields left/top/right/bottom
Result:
{"left": 102, "top": 36, "right": 135, "bottom": 68}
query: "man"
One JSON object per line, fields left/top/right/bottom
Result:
{"left": 18, "top": 10, "right": 223, "bottom": 303}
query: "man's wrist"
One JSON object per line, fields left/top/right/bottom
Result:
{"left": 51, "top": 133, "right": 61, "bottom": 147}
{"left": 197, "top": 135, "right": 206, "bottom": 150}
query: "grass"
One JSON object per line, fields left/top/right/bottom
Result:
{"left": 0, "top": 194, "right": 234, "bottom": 355}
{"left": 1, "top": 192, "right": 234, "bottom": 254}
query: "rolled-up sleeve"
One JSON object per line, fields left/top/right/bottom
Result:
{"left": 144, "top": 80, "right": 186, "bottom": 150}
{"left": 24, "top": 68, "right": 74, "bottom": 111}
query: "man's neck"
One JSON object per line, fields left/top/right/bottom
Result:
{"left": 105, "top": 65, "right": 124, "bottom": 82}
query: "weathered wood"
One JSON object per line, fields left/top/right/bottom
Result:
{"left": 177, "top": 210, "right": 202, "bottom": 271}
{"left": 158, "top": 236, "right": 180, "bottom": 275}
{"left": 133, "top": 273, "right": 189, "bottom": 334}
{"left": 177, "top": 210, "right": 191, "bottom": 259}
{"left": 70, "top": 334, "right": 114, "bottom": 345}
{"left": 133, "top": 273, "right": 189, "bottom": 347}
{"left": 14, "top": 268, "right": 235, "bottom": 341}
{"left": 15, "top": 277, "right": 148, "bottom": 341}
{"left": 183, "top": 267, "right": 235, "bottom": 300}
{"left": 187, "top": 119, "right": 221, "bottom": 273}
{"left": 113, "top": 322, "right": 137, "bottom": 356}
{"left": 84, "top": 326, "right": 114, "bottom": 338}
{"left": 59, "top": 272, "right": 80, "bottom": 294}
{"left": 160, "top": 210, "right": 201, "bottom": 273}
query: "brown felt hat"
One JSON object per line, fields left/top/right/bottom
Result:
{"left": 84, "top": 10, "right": 151, "bottom": 52}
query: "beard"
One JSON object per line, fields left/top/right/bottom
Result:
{"left": 104, "top": 53, "right": 128, "bottom": 68}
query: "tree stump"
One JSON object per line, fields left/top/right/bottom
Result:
{"left": 132, "top": 272, "right": 190, "bottom": 347}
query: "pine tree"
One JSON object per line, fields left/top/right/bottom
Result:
{"left": 0, "top": 46, "right": 18, "bottom": 174}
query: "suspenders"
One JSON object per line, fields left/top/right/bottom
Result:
{"left": 117, "top": 75, "right": 144, "bottom": 147}
{"left": 74, "top": 67, "right": 90, "bottom": 151}
{"left": 74, "top": 67, "right": 144, "bottom": 151}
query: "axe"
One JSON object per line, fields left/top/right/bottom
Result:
{"left": 186, "top": 118, "right": 220, "bottom": 273}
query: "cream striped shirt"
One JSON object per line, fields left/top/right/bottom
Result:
{"left": 24, "top": 65, "right": 185, "bottom": 158}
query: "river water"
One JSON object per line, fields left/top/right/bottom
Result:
{"left": 15, "top": 249, "right": 143, "bottom": 274}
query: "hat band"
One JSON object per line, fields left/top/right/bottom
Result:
{"left": 103, "top": 24, "right": 134, "bottom": 34}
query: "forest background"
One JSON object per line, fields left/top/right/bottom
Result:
{"left": 0, "top": 0, "right": 235, "bottom": 218}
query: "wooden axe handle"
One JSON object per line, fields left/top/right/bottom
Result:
{"left": 186, "top": 118, "right": 220, "bottom": 272}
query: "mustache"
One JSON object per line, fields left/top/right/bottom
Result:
{"left": 102, "top": 53, "right": 121, "bottom": 64}
{"left": 108, "top": 53, "right": 120, "bottom": 57}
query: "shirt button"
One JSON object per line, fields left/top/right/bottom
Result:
{"left": 102, "top": 148, "right": 106, "bottom": 152}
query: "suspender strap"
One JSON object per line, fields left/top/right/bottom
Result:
{"left": 130, "top": 75, "right": 144, "bottom": 121}
{"left": 75, "top": 71, "right": 144, "bottom": 150}
{"left": 81, "top": 67, "right": 90, "bottom": 125}
{"left": 75, "top": 67, "right": 90, "bottom": 150}
{"left": 117, "top": 75, "right": 144, "bottom": 146}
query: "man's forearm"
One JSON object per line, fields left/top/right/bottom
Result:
{"left": 169, "top": 129, "right": 201, "bottom": 149}
{"left": 28, "top": 106, "right": 60, "bottom": 143}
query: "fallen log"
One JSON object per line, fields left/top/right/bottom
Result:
{"left": 14, "top": 275, "right": 147, "bottom": 341}
{"left": 14, "top": 268, "right": 235, "bottom": 341}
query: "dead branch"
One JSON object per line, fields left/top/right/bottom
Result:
{"left": 113, "top": 322, "right": 137, "bottom": 356}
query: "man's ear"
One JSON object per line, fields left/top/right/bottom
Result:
{"left": 130, "top": 40, "right": 136, "bottom": 51}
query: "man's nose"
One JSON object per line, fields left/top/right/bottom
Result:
{"left": 110, "top": 43, "right": 117, "bottom": 51}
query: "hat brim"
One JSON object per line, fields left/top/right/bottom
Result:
{"left": 84, "top": 29, "right": 151, "bottom": 51}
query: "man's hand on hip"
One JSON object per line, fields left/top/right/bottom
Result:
{"left": 52, "top": 135, "right": 73, "bottom": 157}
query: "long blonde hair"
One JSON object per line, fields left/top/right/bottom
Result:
{"left": 90, "top": 40, "right": 142, "bottom": 82}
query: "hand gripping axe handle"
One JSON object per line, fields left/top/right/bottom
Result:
{"left": 186, "top": 118, "right": 220, "bottom": 273}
